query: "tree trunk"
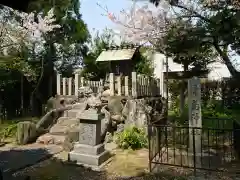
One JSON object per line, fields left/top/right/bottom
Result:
{"left": 17, "top": 106, "right": 72, "bottom": 145}
{"left": 214, "top": 43, "right": 239, "bottom": 78}
{"left": 179, "top": 64, "right": 188, "bottom": 116}
{"left": 36, "top": 106, "right": 72, "bottom": 130}
{"left": 49, "top": 75, "right": 53, "bottom": 97}
{"left": 179, "top": 84, "right": 185, "bottom": 115}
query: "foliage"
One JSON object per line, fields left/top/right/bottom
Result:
{"left": 0, "top": 6, "right": 60, "bottom": 78}
{"left": 28, "top": 0, "right": 90, "bottom": 77}
{"left": 0, "top": 124, "right": 17, "bottom": 142}
{"left": 101, "top": 2, "right": 171, "bottom": 47}
{"left": 81, "top": 28, "right": 115, "bottom": 80}
{"left": 0, "top": 117, "right": 39, "bottom": 142}
{"left": 164, "top": 20, "right": 216, "bottom": 72}
{"left": 135, "top": 48, "right": 154, "bottom": 76}
{"left": 0, "top": 7, "right": 60, "bottom": 54}
{"left": 152, "top": 0, "right": 240, "bottom": 77}
{"left": 115, "top": 126, "right": 148, "bottom": 150}
{"left": 0, "top": 1, "right": 90, "bottom": 118}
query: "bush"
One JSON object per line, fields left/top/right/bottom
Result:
{"left": 0, "top": 124, "right": 17, "bottom": 142}
{"left": 114, "top": 126, "right": 148, "bottom": 150}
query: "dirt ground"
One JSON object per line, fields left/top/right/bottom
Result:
{"left": 11, "top": 146, "right": 240, "bottom": 180}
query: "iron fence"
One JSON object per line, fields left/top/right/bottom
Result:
{"left": 148, "top": 119, "right": 240, "bottom": 174}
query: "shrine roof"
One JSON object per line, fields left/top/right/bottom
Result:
{"left": 96, "top": 45, "right": 140, "bottom": 62}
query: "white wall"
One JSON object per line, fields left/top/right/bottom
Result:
{"left": 151, "top": 52, "right": 231, "bottom": 97}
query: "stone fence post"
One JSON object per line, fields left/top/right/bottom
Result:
{"left": 75, "top": 73, "right": 79, "bottom": 96}
{"left": 109, "top": 73, "right": 115, "bottom": 96}
{"left": 132, "top": 72, "right": 137, "bottom": 98}
{"left": 57, "top": 74, "right": 61, "bottom": 95}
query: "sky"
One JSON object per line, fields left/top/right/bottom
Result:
{"left": 80, "top": 0, "right": 133, "bottom": 34}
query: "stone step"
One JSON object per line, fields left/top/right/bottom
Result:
{"left": 59, "top": 95, "right": 77, "bottom": 99}
{"left": 50, "top": 117, "right": 79, "bottom": 135}
{"left": 49, "top": 125, "right": 73, "bottom": 135}
{"left": 36, "top": 133, "right": 67, "bottom": 145}
{"left": 64, "top": 109, "right": 82, "bottom": 118}
{"left": 72, "top": 102, "right": 87, "bottom": 110}
{"left": 68, "top": 150, "right": 110, "bottom": 169}
{"left": 72, "top": 143, "right": 105, "bottom": 155}
{"left": 57, "top": 117, "right": 79, "bottom": 125}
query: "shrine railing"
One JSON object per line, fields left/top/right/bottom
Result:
{"left": 56, "top": 72, "right": 163, "bottom": 98}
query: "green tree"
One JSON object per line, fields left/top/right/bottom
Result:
{"left": 162, "top": 19, "right": 216, "bottom": 114}
{"left": 81, "top": 29, "right": 115, "bottom": 80}
{"left": 164, "top": 20, "right": 216, "bottom": 73}
{"left": 28, "top": 0, "right": 90, "bottom": 76}
{"left": 25, "top": 0, "right": 90, "bottom": 115}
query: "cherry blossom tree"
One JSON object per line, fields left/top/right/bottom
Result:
{"left": 100, "top": 0, "right": 240, "bottom": 77}
{"left": 98, "top": 2, "right": 173, "bottom": 49}
{"left": 0, "top": 7, "right": 60, "bottom": 56}
{"left": 0, "top": 6, "right": 60, "bottom": 78}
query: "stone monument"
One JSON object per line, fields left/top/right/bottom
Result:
{"left": 68, "top": 108, "right": 110, "bottom": 170}
{"left": 188, "top": 77, "right": 202, "bottom": 152}
{"left": 188, "top": 77, "right": 202, "bottom": 168}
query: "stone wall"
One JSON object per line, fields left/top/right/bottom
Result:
{"left": 122, "top": 97, "right": 167, "bottom": 128}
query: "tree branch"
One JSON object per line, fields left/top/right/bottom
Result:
{"left": 173, "top": 4, "right": 214, "bottom": 24}
{"left": 213, "top": 40, "right": 239, "bottom": 77}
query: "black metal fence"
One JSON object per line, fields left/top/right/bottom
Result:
{"left": 148, "top": 119, "right": 240, "bottom": 174}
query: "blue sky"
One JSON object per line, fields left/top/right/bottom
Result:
{"left": 80, "top": 0, "right": 133, "bottom": 34}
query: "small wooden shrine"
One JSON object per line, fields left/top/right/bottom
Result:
{"left": 96, "top": 45, "right": 140, "bottom": 76}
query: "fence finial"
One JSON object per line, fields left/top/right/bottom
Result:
{"left": 75, "top": 74, "right": 79, "bottom": 96}
{"left": 57, "top": 74, "right": 61, "bottom": 95}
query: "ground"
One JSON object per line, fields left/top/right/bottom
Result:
{"left": 1, "top": 118, "right": 240, "bottom": 180}
{"left": 0, "top": 143, "right": 238, "bottom": 180}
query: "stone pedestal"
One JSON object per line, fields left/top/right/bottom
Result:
{"left": 68, "top": 109, "right": 110, "bottom": 170}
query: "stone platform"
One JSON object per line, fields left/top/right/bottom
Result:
{"left": 68, "top": 143, "right": 110, "bottom": 170}
{"left": 68, "top": 108, "right": 111, "bottom": 170}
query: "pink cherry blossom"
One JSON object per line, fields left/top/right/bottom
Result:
{"left": 98, "top": 2, "right": 173, "bottom": 48}
{"left": 0, "top": 7, "right": 60, "bottom": 55}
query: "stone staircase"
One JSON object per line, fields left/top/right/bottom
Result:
{"left": 36, "top": 102, "right": 87, "bottom": 146}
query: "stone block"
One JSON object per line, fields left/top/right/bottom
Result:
{"left": 79, "top": 122, "right": 101, "bottom": 146}
{"left": 78, "top": 109, "right": 102, "bottom": 146}
{"left": 79, "top": 109, "right": 101, "bottom": 121}
{"left": 65, "top": 109, "right": 81, "bottom": 118}
{"left": 72, "top": 102, "right": 87, "bottom": 110}
{"left": 72, "top": 143, "right": 105, "bottom": 155}
{"left": 69, "top": 150, "right": 110, "bottom": 168}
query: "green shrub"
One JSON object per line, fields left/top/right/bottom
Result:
{"left": 0, "top": 124, "right": 17, "bottom": 142}
{"left": 114, "top": 126, "right": 148, "bottom": 150}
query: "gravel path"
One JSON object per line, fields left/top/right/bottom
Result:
{"left": 0, "top": 143, "right": 63, "bottom": 174}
